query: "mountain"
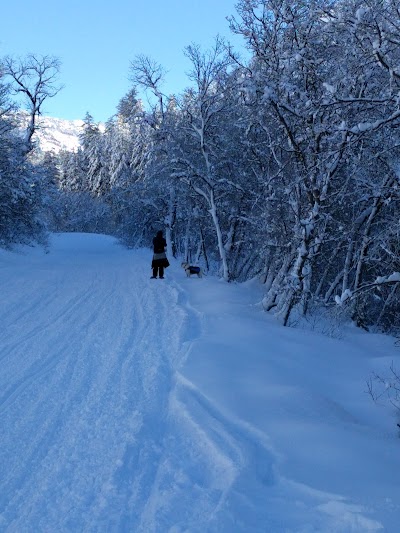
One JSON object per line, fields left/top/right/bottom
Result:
{"left": 34, "top": 115, "right": 83, "bottom": 153}
{"left": 16, "top": 111, "right": 83, "bottom": 153}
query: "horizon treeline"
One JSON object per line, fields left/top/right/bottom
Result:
{"left": 1, "top": 0, "right": 400, "bottom": 331}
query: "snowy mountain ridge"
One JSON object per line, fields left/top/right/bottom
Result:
{"left": 15, "top": 110, "right": 83, "bottom": 154}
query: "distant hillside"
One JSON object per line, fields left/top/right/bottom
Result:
{"left": 16, "top": 111, "right": 83, "bottom": 154}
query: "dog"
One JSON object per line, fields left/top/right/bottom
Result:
{"left": 181, "top": 261, "right": 203, "bottom": 278}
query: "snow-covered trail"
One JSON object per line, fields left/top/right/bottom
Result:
{"left": 1, "top": 234, "right": 276, "bottom": 532}
{"left": 0, "top": 234, "right": 192, "bottom": 530}
{"left": 1, "top": 233, "right": 399, "bottom": 532}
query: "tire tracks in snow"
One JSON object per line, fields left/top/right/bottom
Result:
{"left": 0, "top": 270, "right": 124, "bottom": 522}
{"left": 0, "top": 257, "right": 139, "bottom": 527}
{"left": 0, "top": 251, "right": 193, "bottom": 531}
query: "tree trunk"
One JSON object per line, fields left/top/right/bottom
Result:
{"left": 165, "top": 188, "right": 176, "bottom": 259}
{"left": 209, "top": 190, "right": 230, "bottom": 281}
{"left": 262, "top": 253, "right": 292, "bottom": 311}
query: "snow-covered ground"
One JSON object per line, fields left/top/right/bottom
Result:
{"left": 0, "top": 233, "right": 399, "bottom": 532}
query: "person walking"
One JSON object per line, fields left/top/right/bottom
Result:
{"left": 151, "top": 230, "right": 169, "bottom": 279}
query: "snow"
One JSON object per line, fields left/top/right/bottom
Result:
{"left": 15, "top": 111, "right": 83, "bottom": 153}
{"left": 323, "top": 83, "right": 335, "bottom": 94}
{"left": 355, "top": 7, "right": 368, "bottom": 23}
{"left": 1, "top": 233, "right": 399, "bottom": 532}
{"left": 335, "top": 289, "right": 352, "bottom": 305}
{"left": 376, "top": 272, "right": 400, "bottom": 284}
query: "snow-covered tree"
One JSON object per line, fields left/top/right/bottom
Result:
{"left": 229, "top": 0, "right": 400, "bottom": 326}
{"left": 0, "top": 57, "right": 54, "bottom": 247}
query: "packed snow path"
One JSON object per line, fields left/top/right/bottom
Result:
{"left": 0, "top": 235, "right": 196, "bottom": 531}
{"left": 1, "top": 234, "right": 399, "bottom": 532}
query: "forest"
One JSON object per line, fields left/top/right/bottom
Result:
{"left": 1, "top": 0, "right": 399, "bottom": 331}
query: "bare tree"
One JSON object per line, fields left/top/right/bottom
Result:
{"left": 130, "top": 55, "right": 167, "bottom": 121}
{"left": 367, "top": 362, "right": 400, "bottom": 429}
{"left": 4, "top": 54, "right": 62, "bottom": 153}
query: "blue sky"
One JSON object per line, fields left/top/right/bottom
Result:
{"left": 1, "top": 0, "right": 245, "bottom": 122}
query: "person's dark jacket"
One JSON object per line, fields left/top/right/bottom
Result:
{"left": 152, "top": 231, "right": 169, "bottom": 268}
{"left": 153, "top": 233, "right": 166, "bottom": 253}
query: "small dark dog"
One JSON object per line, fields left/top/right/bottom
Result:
{"left": 181, "top": 261, "right": 203, "bottom": 278}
